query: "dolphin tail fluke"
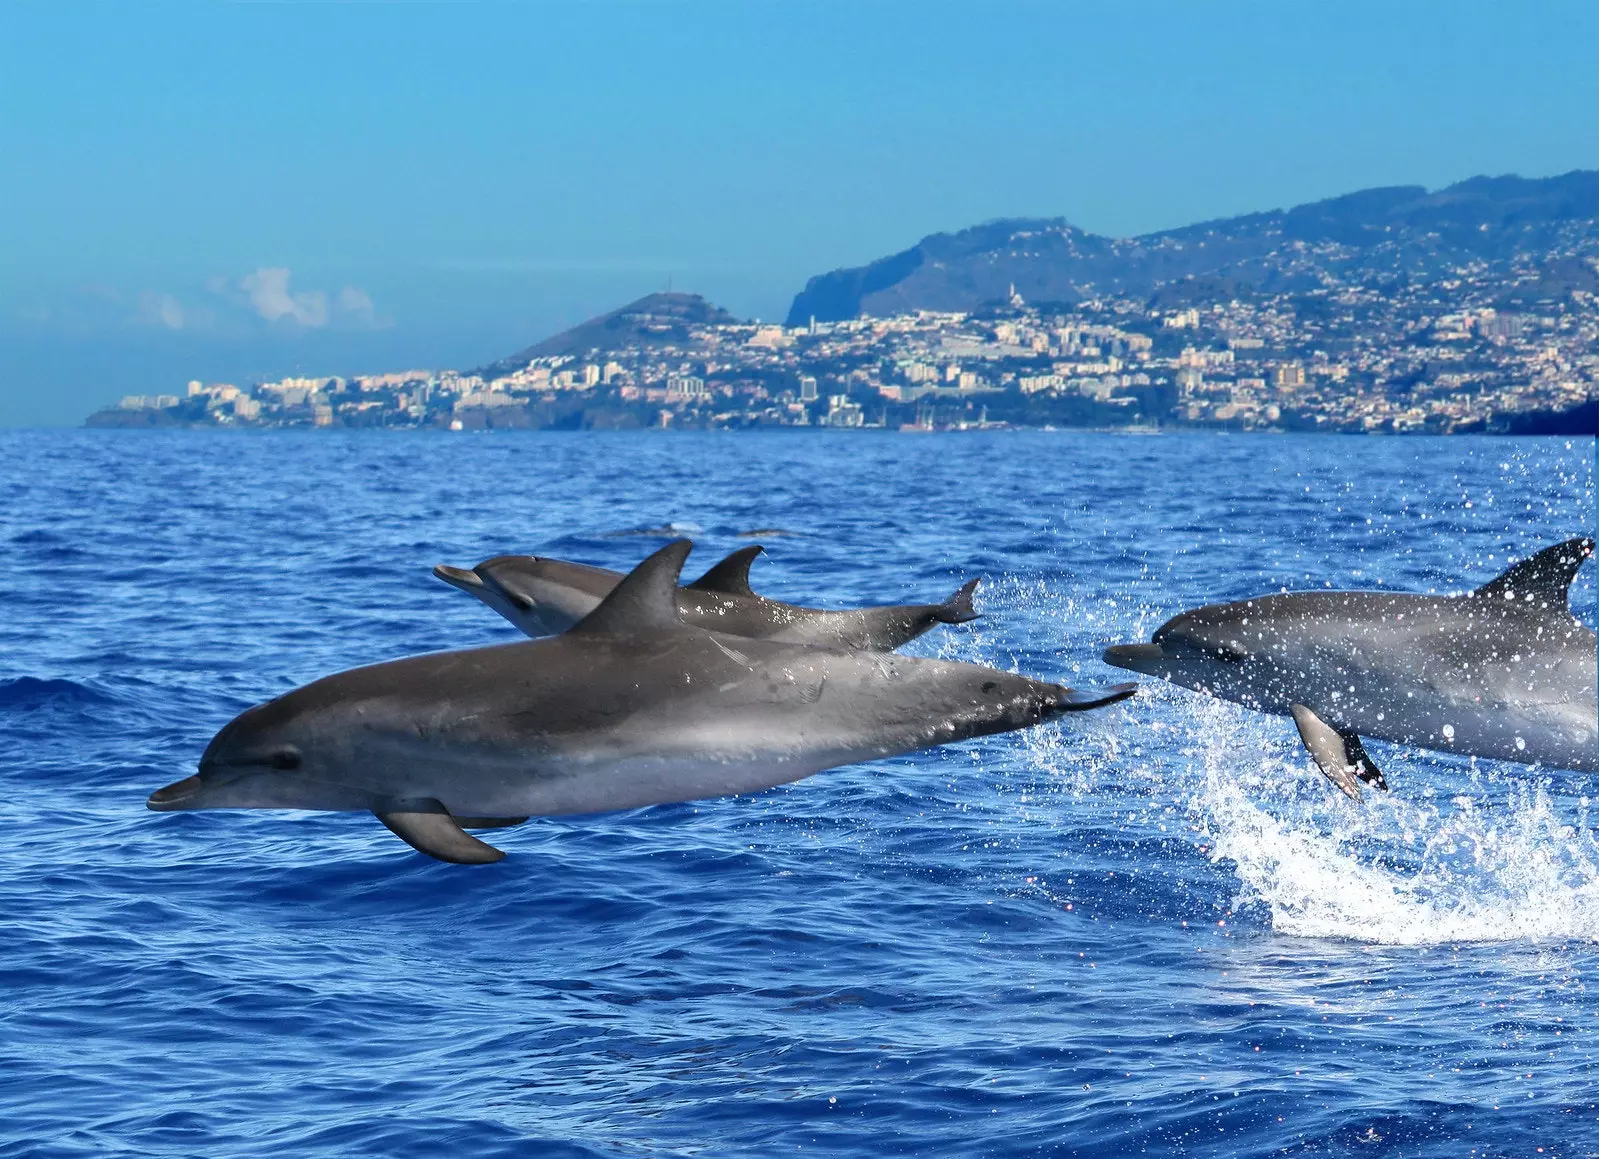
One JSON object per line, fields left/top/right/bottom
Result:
{"left": 934, "top": 578, "right": 982, "bottom": 624}
{"left": 375, "top": 801, "right": 507, "bottom": 863}
{"left": 1290, "top": 704, "right": 1388, "bottom": 801}
{"left": 1056, "top": 682, "right": 1138, "bottom": 711}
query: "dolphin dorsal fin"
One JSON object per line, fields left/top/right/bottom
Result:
{"left": 1473, "top": 537, "right": 1595, "bottom": 612}
{"left": 686, "top": 545, "right": 764, "bottom": 597}
{"left": 569, "top": 539, "right": 692, "bottom": 636}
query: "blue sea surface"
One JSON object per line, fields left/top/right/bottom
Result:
{"left": 1, "top": 429, "right": 1596, "bottom": 1158}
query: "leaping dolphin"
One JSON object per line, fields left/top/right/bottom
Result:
{"left": 151, "top": 541, "right": 1133, "bottom": 863}
{"left": 433, "top": 545, "right": 980, "bottom": 651}
{"left": 1103, "top": 538, "right": 1597, "bottom": 797}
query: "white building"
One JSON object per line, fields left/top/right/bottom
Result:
{"left": 825, "top": 394, "right": 864, "bottom": 427}
{"left": 667, "top": 375, "right": 708, "bottom": 399}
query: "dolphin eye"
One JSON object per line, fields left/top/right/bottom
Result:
{"left": 269, "top": 749, "right": 302, "bottom": 771}
{"left": 1203, "top": 643, "right": 1247, "bottom": 664}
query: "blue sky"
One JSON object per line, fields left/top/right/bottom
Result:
{"left": 2, "top": 0, "right": 1595, "bottom": 424}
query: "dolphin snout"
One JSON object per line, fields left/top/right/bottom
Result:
{"left": 1102, "top": 643, "right": 1166, "bottom": 675}
{"left": 1057, "top": 682, "right": 1139, "bottom": 711}
{"left": 147, "top": 774, "right": 205, "bottom": 811}
{"left": 433, "top": 564, "right": 484, "bottom": 592}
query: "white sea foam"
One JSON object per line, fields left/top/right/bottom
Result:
{"left": 973, "top": 564, "right": 1599, "bottom": 947}
{"left": 1189, "top": 699, "right": 1599, "bottom": 945}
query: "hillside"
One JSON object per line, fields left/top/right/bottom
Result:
{"left": 480, "top": 292, "right": 740, "bottom": 374}
{"left": 786, "top": 171, "right": 1599, "bottom": 324}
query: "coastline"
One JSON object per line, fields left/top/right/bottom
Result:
{"left": 81, "top": 405, "right": 1597, "bottom": 436}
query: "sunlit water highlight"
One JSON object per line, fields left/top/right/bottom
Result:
{"left": 0, "top": 430, "right": 1593, "bottom": 1157}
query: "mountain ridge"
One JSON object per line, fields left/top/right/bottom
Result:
{"left": 785, "top": 170, "right": 1599, "bottom": 324}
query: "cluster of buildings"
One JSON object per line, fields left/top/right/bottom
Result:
{"left": 1157, "top": 244, "right": 1597, "bottom": 432}
{"left": 99, "top": 263, "right": 1595, "bottom": 435}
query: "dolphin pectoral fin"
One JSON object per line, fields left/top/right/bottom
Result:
{"left": 1290, "top": 704, "right": 1387, "bottom": 800}
{"left": 1057, "top": 682, "right": 1138, "bottom": 711}
{"left": 374, "top": 801, "right": 507, "bottom": 863}
{"left": 686, "top": 545, "right": 764, "bottom": 597}
{"left": 452, "top": 816, "right": 530, "bottom": 830}
{"left": 1340, "top": 733, "right": 1387, "bottom": 792}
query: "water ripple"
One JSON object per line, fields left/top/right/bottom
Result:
{"left": 0, "top": 429, "right": 1594, "bottom": 1157}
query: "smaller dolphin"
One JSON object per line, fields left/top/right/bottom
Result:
{"left": 434, "top": 545, "right": 980, "bottom": 652}
{"left": 1103, "top": 538, "right": 1597, "bottom": 797}
{"left": 151, "top": 540, "right": 1133, "bottom": 863}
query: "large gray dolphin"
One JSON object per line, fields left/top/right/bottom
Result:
{"left": 150, "top": 541, "right": 1134, "bottom": 863}
{"left": 433, "top": 545, "right": 980, "bottom": 651}
{"left": 1103, "top": 538, "right": 1597, "bottom": 797}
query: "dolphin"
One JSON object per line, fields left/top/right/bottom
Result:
{"left": 150, "top": 541, "right": 1134, "bottom": 863}
{"left": 433, "top": 545, "right": 981, "bottom": 651}
{"left": 1103, "top": 538, "right": 1597, "bottom": 798}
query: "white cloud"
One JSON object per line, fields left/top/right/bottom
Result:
{"left": 137, "top": 290, "right": 186, "bottom": 330}
{"left": 76, "top": 270, "right": 386, "bottom": 336}
{"left": 239, "top": 267, "right": 329, "bottom": 327}
{"left": 232, "top": 268, "right": 388, "bottom": 330}
{"left": 336, "top": 285, "right": 380, "bottom": 327}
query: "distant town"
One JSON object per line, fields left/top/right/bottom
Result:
{"left": 90, "top": 286, "right": 1596, "bottom": 435}
{"left": 89, "top": 172, "right": 1599, "bottom": 435}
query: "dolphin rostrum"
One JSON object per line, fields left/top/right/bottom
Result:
{"left": 1103, "top": 538, "right": 1597, "bottom": 798}
{"left": 151, "top": 541, "right": 1133, "bottom": 863}
{"left": 433, "top": 545, "right": 981, "bottom": 651}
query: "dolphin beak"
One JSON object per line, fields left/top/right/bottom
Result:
{"left": 433, "top": 564, "right": 484, "bottom": 592}
{"left": 147, "top": 774, "right": 206, "bottom": 811}
{"left": 1102, "top": 643, "right": 1166, "bottom": 676}
{"left": 1057, "top": 682, "right": 1138, "bottom": 711}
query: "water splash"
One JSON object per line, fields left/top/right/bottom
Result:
{"left": 987, "top": 519, "right": 1599, "bottom": 949}
{"left": 1189, "top": 699, "right": 1599, "bottom": 945}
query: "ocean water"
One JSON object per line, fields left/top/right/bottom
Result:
{"left": 1, "top": 429, "right": 1595, "bottom": 1158}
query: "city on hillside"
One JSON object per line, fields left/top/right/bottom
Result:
{"left": 90, "top": 285, "right": 1597, "bottom": 434}
{"left": 90, "top": 173, "right": 1599, "bottom": 435}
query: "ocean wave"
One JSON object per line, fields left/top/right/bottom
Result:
{"left": 602, "top": 521, "right": 705, "bottom": 538}
{"left": 2, "top": 431, "right": 1595, "bottom": 1157}
{"left": 0, "top": 675, "right": 115, "bottom": 712}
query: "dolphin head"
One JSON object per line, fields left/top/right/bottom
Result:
{"left": 433, "top": 562, "right": 531, "bottom": 632}
{"left": 471, "top": 555, "right": 616, "bottom": 637}
{"left": 1104, "top": 601, "right": 1276, "bottom": 706}
{"left": 147, "top": 689, "right": 376, "bottom": 813}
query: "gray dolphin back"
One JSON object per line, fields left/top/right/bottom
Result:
{"left": 438, "top": 543, "right": 982, "bottom": 652}
{"left": 1103, "top": 536, "right": 1598, "bottom": 787}
{"left": 154, "top": 538, "right": 1134, "bottom": 864}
